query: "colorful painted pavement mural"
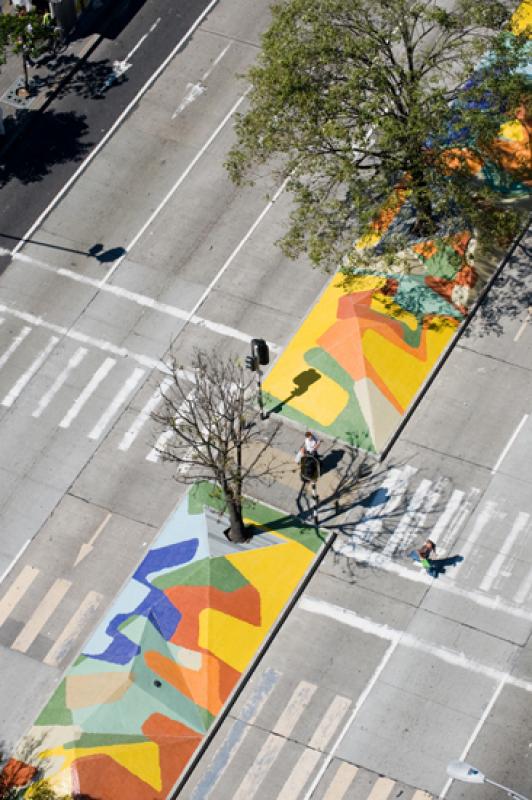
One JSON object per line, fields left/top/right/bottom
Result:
{"left": 262, "top": 2, "right": 531, "bottom": 454}
{"left": 26, "top": 484, "right": 323, "bottom": 799}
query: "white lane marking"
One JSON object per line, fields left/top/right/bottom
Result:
{"left": 332, "top": 539, "right": 532, "bottom": 622}
{"left": 0, "top": 304, "right": 168, "bottom": 373}
{"left": 118, "top": 376, "right": 173, "bottom": 451}
{"left": 299, "top": 596, "right": 532, "bottom": 692}
{"left": 12, "top": 578, "right": 71, "bottom": 653}
{"left": 513, "top": 307, "right": 532, "bottom": 341}
{"left": 59, "top": 358, "right": 116, "bottom": 429}
{"left": 88, "top": 367, "right": 145, "bottom": 440}
{"left": 301, "top": 639, "right": 399, "bottom": 800}
{"left": 146, "top": 429, "right": 173, "bottom": 462}
{"left": 382, "top": 478, "right": 434, "bottom": 556}
{"left": 438, "top": 488, "right": 481, "bottom": 553}
{"left": 10, "top": 252, "right": 281, "bottom": 352}
{"left": 32, "top": 346, "right": 88, "bottom": 418}
{"left": 451, "top": 500, "right": 500, "bottom": 578}
{"left": 514, "top": 567, "right": 532, "bottom": 605}
{"left": 439, "top": 678, "right": 506, "bottom": 798}
{"left": 74, "top": 511, "right": 113, "bottom": 567}
{"left": 492, "top": 414, "right": 528, "bottom": 474}
{"left": 355, "top": 466, "right": 418, "bottom": 541}
{"left": 479, "top": 511, "right": 530, "bottom": 593}
{"left": 184, "top": 176, "right": 290, "bottom": 327}
{"left": 233, "top": 681, "right": 317, "bottom": 800}
{"left": 102, "top": 90, "right": 249, "bottom": 285}
{"left": 149, "top": 17, "right": 161, "bottom": 33}
{"left": 172, "top": 42, "right": 233, "bottom": 117}
{"left": 192, "top": 668, "right": 282, "bottom": 800}
{"left": 277, "top": 695, "right": 351, "bottom": 799}
{"left": 43, "top": 590, "right": 102, "bottom": 666}
{"left": 322, "top": 763, "right": 358, "bottom": 800}
{"left": 0, "top": 540, "right": 30, "bottom": 588}
{"left": 411, "top": 792, "right": 433, "bottom": 800}
{"left": 0, "top": 565, "right": 39, "bottom": 627}
{"left": 1, "top": 335, "right": 59, "bottom": 407}
{"left": 0, "top": 325, "right": 32, "bottom": 370}
{"left": 368, "top": 777, "right": 395, "bottom": 800}
{"left": 12, "top": 0, "right": 223, "bottom": 257}
{"left": 430, "top": 489, "right": 465, "bottom": 544}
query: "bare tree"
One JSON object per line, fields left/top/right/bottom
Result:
{"left": 152, "top": 350, "right": 283, "bottom": 543}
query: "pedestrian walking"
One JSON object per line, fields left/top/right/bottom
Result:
{"left": 295, "top": 431, "right": 320, "bottom": 463}
{"left": 408, "top": 538, "right": 436, "bottom": 570}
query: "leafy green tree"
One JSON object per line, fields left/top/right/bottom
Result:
{"left": 0, "top": 11, "right": 59, "bottom": 91}
{"left": 227, "top": 0, "right": 531, "bottom": 270}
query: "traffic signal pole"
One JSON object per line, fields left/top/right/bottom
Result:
{"left": 245, "top": 338, "right": 270, "bottom": 421}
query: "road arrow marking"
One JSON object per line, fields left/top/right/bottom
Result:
{"left": 75, "top": 512, "right": 112, "bottom": 567}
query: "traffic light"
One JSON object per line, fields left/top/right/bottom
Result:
{"left": 251, "top": 338, "right": 269, "bottom": 366}
{"left": 245, "top": 354, "right": 258, "bottom": 371}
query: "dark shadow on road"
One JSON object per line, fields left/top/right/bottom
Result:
{"left": 31, "top": 53, "right": 128, "bottom": 100}
{"left": 0, "top": 232, "right": 126, "bottom": 263}
{"left": 426, "top": 554, "right": 464, "bottom": 578}
{"left": 0, "top": 109, "right": 92, "bottom": 188}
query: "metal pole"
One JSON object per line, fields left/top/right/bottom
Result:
{"left": 485, "top": 778, "right": 530, "bottom": 800}
{"left": 256, "top": 368, "right": 267, "bottom": 420}
{"left": 312, "top": 480, "right": 319, "bottom": 526}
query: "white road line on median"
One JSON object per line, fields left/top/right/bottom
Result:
{"left": 9, "top": 252, "right": 281, "bottom": 352}
{"left": 11, "top": 0, "right": 223, "bottom": 257}
{"left": 301, "top": 634, "right": 399, "bottom": 800}
{"left": 0, "top": 565, "right": 39, "bottom": 627}
{"left": 0, "top": 325, "right": 32, "bottom": 371}
{"left": 233, "top": 680, "right": 317, "bottom": 800}
{"left": 88, "top": 366, "right": 145, "bottom": 440}
{"left": 118, "top": 376, "right": 173, "bottom": 451}
{"left": 439, "top": 677, "right": 507, "bottom": 798}
{"left": 1, "top": 335, "right": 59, "bottom": 407}
{"left": 0, "top": 303, "right": 169, "bottom": 373}
{"left": 322, "top": 763, "right": 358, "bottom": 800}
{"left": 479, "top": 511, "right": 529, "bottom": 593}
{"left": 332, "top": 539, "right": 532, "bottom": 621}
{"left": 12, "top": 578, "right": 71, "bottom": 653}
{"left": 491, "top": 414, "right": 528, "bottom": 474}
{"left": 299, "top": 596, "right": 532, "bottom": 692}
{"left": 43, "top": 590, "right": 102, "bottom": 666}
{"left": 32, "top": 346, "right": 88, "bottom": 418}
{"left": 102, "top": 90, "right": 249, "bottom": 286}
{"left": 277, "top": 695, "right": 351, "bottom": 800}
{"left": 59, "top": 358, "right": 116, "bottom": 429}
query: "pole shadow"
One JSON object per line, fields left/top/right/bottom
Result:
{"left": 268, "top": 368, "right": 321, "bottom": 415}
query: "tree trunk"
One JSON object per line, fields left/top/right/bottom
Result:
{"left": 225, "top": 497, "right": 248, "bottom": 543}
{"left": 21, "top": 49, "right": 30, "bottom": 92}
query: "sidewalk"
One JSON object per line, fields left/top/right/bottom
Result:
{"left": 0, "top": 0, "right": 103, "bottom": 158}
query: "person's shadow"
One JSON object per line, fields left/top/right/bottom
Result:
{"left": 427, "top": 555, "right": 464, "bottom": 578}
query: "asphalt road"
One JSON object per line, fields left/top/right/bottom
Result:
{"left": 0, "top": 0, "right": 530, "bottom": 796}
{"left": 0, "top": 0, "right": 218, "bottom": 253}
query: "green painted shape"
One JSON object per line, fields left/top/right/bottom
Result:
{"left": 64, "top": 733, "right": 147, "bottom": 750}
{"left": 188, "top": 482, "right": 224, "bottom": 515}
{"left": 394, "top": 275, "right": 464, "bottom": 320}
{"left": 424, "top": 245, "right": 461, "bottom": 280}
{"left": 152, "top": 556, "right": 249, "bottom": 592}
{"left": 35, "top": 679, "right": 72, "bottom": 726}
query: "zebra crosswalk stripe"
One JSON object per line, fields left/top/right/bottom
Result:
{"left": 32, "top": 346, "right": 88, "bottom": 418}
{"left": 322, "top": 762, "right": 358, "bottom": 799}
{"left": 1, "top": 335, "right": 59, "bottom": 407}
{"left": 0, "top": 325, "right": 31, "bottom": 371}
{"left": 88, "top": 367, "right": 145, "bottom": 440}
{"left": 59, "top": 357, "right": 116, "bottom": 429}
{"left": 479, "top": 511, "right": 529, "bottom": 593}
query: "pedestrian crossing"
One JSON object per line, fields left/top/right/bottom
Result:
{"left": 0, "top": 562, "right": 102, "bottom": 667}
{"left": 185, "top": 669, "right": 433, "bottom": 800}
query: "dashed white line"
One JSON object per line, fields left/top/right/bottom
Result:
{"left": 1, "top": 335, "right": 59, "bottom": 407}
{"left": 88, "top": 367, "right": 145, "bottom": 440}
{"left": 491, "top": 414, "right": 528, "bottom": 474}
{"left": 59, "top": 358, "right": 116, "bottom": 429}
{"left": 32, "top": 346, "right": 88, "bottom": 418}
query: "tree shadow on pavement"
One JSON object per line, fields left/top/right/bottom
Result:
{"left": 0, "top": 109, "right": 92, "bottom": 187}
{"left": 32, "top": 54, "right": 128, "bottom": 100}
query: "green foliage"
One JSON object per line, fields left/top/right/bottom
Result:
{"left": 0, "top": 10, "right": 58, "bottom": 64}
{"left": 227, "top": 0, "right": 531, "bottom": 270}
